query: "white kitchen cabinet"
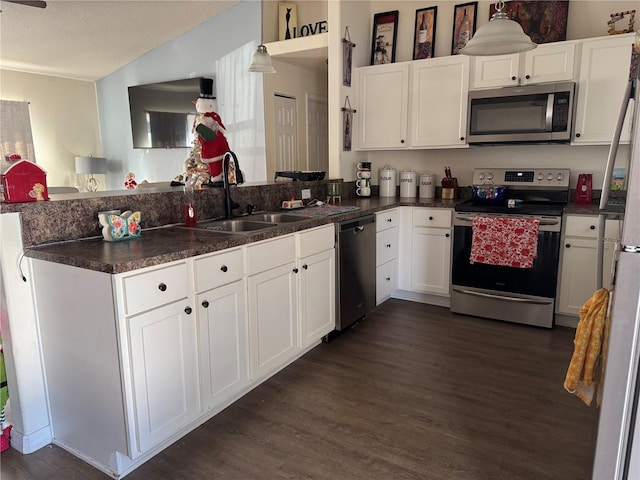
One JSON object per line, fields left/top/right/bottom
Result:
{"left": 355, "top": 63, "right": 409, "bottom": 150}
{"left": 557, "top": 215, "right": 622, "bottom": 316}
{"left": 410, "top": 55, "right": 470, "bottom": 148}
{"left": 195, "top": 247, "right": 248, "bottom": 412}
{"left": 247, "top": 235, "right": 298, "bottom": 380}
{"left": 573, "top": 33, "right": 635, "bottom": 145}
{"left": 410, "top": 208, "right": 452, "bottom": 296}
{"left": 296, "top": 224, "right": 336, "bottom": 348}
{"left": 127, "top": 298, "right": 200, "bottom": 453}
{"left": 471, "top": 41, "right": 577, "bottom": 89}
{"left": 375, "top": 209, "right": 398, "bottom": 304}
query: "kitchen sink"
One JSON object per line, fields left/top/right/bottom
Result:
{"left": 248, "top": 212, "right": 313, "bottom": 223}
{"left": 194, "top": 218, "right": 276, "bottom": 234}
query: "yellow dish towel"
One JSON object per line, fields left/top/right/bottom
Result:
{"left": 564, "top": 288, "right": 610, "bottom": 406}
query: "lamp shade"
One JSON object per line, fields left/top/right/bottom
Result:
{"left": 248, "top": 45, "right": 276, "bottom": 73}
{"left": 75, "top": 156, "right": 107, "bottom": 174}
{"left": 460, "top": 4, "right": 537, "bottom": 56}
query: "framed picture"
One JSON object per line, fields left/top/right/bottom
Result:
{"left": 278, "top": 2, "right": 297, "bottom": 41}
{"left": 413, "top": 7, "right": 437, "bottom": 60}
{"left": 371, "top": 10, "right": 399, "bottom": 65}
{"left": 452, "top": 2, "right": 477, "bottom": 55}
{"left": 490, "top": 1, "right": 569, "bottom": 44}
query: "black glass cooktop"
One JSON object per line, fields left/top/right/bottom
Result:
{"left": 455, "top": 199, "right": 565, "bottom": 217}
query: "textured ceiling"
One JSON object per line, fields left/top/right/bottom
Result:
{"left": 0, "top": 0, "right": 239, "bottom": 81}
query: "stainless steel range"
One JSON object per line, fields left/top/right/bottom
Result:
{"left": 451, "top": 168, "right": 570, "bottom": 328}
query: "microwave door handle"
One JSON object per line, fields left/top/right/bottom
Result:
{"left": 545, "top": 93, "right": 555, "bottom": 132}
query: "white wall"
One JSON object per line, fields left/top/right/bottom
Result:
{"left": 0, "top": 70, "right": 101, "bottom": 188}
{"left": 97, "top": 0, "right": 265, "bottom": 190}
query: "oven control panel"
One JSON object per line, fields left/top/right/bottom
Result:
{"left": 473, "top": 168, "right": 570, "bottom": 188}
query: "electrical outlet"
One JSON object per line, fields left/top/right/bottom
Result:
{"left": 301, "top": 189, "right": 311, "bottom": 199}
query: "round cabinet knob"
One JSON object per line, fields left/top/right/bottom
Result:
{"left": 525, "top": 74, "right": 531, "bottom": 80}
{"left": 566, "top": 243, "right": 571, "bottom": 248}
{"left": 590, "top": 225, "right": 596, "bottom": 230}
{"left": 445, "top": 233, "right": 450, "bottom": 238}
{"left": 158, "top": 283, "right": 167, "bottom": 292}
{"left": 385, "top": 277, "right": 391, "bottom": 282}
{"left": 386, "top": 244, "right": 391, "bottom": 248}
{"left": 293, "top": 267, "right": 299, "bottom": 273}
{"left": 201, "top": 300, "right": 209, "bottom": 308}
{"left": 400, "top": 139, "right": 405, "bottom": 144}
{"left": 303, "top": 264, "right": 308, "bottom": 270}
{"left": 460, "top": 136, "right": 465, "bottom": 141}
{"left": 387, "top": 218, "right": 392, "bottom": 223}
{"left": 429, "top": 216, "right": 434, "bottom": 221}
{"left": 576, "top": 133, "right": 581, "bottom": 138}
{"left": 220, "top": 265, "right": 228, "bottom": 272}
{"left": 511, "top": 76, "right": 517, "bottom": 81}
{"left": 184, "top": 307, "right": 193, "bottom": 315}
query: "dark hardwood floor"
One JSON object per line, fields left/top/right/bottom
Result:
{"left": 0, "top": 299, "right": 599, "bottom": 479}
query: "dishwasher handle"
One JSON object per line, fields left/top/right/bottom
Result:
{"left": 337, "top": 215, "right": 376, "bottom": 232}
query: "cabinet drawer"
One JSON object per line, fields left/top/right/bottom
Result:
{"left": 413, "top": 208, "right": 451, "bottom": 228}
{"left": 376, "top": 208, "right": 399, "bottom": 232}
{"left": 376, "top": 227, "right": 398, "bottom": 266}
{"left": 194, "top": 248, "right": 244, "bottom": 292}
{"left": 121, "top": 263, "right": 189, "bottom": 316}
{"left": 246, "top": 234, "right": 296, "bottom": 275}
{"left": 296, "top": 224, "right": 335, "bottom": 258}
{"left": 565, "top": 215, "right": 598, "bottom": 238}
{"left": 376, "top": 259, "right": 397, "bottom": 305}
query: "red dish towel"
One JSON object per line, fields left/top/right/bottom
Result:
{"left": 470, "top": 216, "right": 540, "bottom": 269}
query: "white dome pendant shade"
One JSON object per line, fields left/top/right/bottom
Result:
{"left": 248, "top": 44, "right": 276, "bottom": 73}
{"left": 460, "top": 1, "right": 536, "bottom": 56}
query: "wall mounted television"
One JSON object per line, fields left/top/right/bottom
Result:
{"left": 128, "top": 77, "right": 215, "bottom": 149}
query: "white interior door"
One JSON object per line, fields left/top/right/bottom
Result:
{"left": 306, "top": 94, "right": 328, "bottom": 173}
{"left": 274, "top": 94, "right": 297, "bottom": 172}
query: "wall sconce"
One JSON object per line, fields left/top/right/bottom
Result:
{"left": 75, "top": 156, "right": 107, "bottom": 192}
{"left": 248, "top": 44, "right": 276, "bottom": 73}
{"left": 460, "top": 1, "right": 536, "bottom": 56}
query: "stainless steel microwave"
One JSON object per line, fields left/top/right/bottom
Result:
{"left": 467, "top": 82, "right": 575, "bottom": 144}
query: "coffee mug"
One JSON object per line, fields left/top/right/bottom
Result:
{"left": 357, "top": 162, "right": 371, "bottom": 171}
{"left": 357, "top": 170, "right": 371, "bottom": 179}
{"left": 356, "top": 187, "right": 371, "bottom": 197}
{"left": 356, "top": 179, "right": 370, "bottom": 188}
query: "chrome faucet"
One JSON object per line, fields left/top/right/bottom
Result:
{"left": 222, "top": 151, "right": 244, "bottom": 219}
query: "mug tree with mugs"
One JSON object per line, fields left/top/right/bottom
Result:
{"left": 356, "top": 161, "right": 372, "bottom": 197}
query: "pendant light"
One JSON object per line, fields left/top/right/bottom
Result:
{"left": 460, "top": 0, "right": 536, "bottom": 56}
{"left": 248, "top": 44, "right": 276, "bottom": 73}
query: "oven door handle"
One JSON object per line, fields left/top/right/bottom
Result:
{"left": 452, "top": 287, "right": 553, "bottom": 305}
{"left": 454, "top": 215, "right": 561, "bottom": 226}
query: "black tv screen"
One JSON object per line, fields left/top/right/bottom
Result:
{"left": 128, "top": 77, "right": 214, "bottom": 149}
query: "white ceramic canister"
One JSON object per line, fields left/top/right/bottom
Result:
{"left": 399, "top": 169, "right": 417, "bottom": 198}
{"left": 419, "top": 173, "right": 436, "bottom": 199}
{"left": 378, "top": 164, "right": 397, "bottom": 198}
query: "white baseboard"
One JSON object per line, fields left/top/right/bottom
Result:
{"left": 10, "top": 425, "right": 52, "bottom": 454}
{"left": 391, "top": 289, "right": 450, "bottom": 308}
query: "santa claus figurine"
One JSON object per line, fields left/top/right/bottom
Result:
{"left": 193, "top": 78, "right": 230, "bottom": 181}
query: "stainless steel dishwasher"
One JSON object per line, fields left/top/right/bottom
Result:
{"left": 333, "top": 214, "right": 376, "bottom": 335}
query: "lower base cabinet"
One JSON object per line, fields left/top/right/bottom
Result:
{"left": 298, "top": 248, "right": 335, "bottom": 349}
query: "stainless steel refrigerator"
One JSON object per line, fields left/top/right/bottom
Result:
{"left": 592, "top": 33, "right": 640, "bottom": 480}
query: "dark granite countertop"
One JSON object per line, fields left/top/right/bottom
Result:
{"left": 24, "top": 197, "right": 460, "bottom": 274}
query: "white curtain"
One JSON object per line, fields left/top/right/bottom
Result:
{"left": 0, "top": 100, "right": 36, "bottom": 163}
{"left": 216, "top": 41, "right": 267, "bottom": 183}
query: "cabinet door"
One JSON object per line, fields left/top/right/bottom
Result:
{"left": 197, "top": 280, "right": 248, "bottom": 411}
{"left": 573, "top": 34, "right": 635, "bottom": 145}
{"left": 522, "top": 42, "right": 576, "bottom": 85}
{"left": 411, "top": 227, "right": 452, "bottom": 295}
{"left": 248, "top": 262, "right": 298, "bottom": 380}
{"left": 410, "top": 56, "right": 470, "bottom": 148}
{"left": 298, "top": 249, "right": 335, "bottom": 349}
{"left": 128, "top": 300, "right": 199, "bottom": 453}
{"left": 557, "top": 238, "right": 597, "bottom": 315}
{"left": 471, "top": 54, "right": 519, "bottom": 89}
{"left": 356, "top": 63, "right": 409, "bottom": 149}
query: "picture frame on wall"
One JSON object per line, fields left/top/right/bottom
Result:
{"left": 451, "top": 2, "right": 477, "bottom": 55}
{"left": 489, "top": 1, "right": 569, "bottom": 44}
{"left": 413, "top": 7, "right": 437, "bottom": 60}
{"left": 371, "top": 10, "right": 399, "bottom": 65}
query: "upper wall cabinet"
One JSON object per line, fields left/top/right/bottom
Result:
{"left": 573, "top": 33, "right": 635, "bottom": 145}
{"left": 410, "top": 56, "right": 470, "bottom": 148}
{"left": 471, "top": 41, "right": 577, "bottom": 89}
{"left": 356, "top": 63, "right": 409, "bottom": 150}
